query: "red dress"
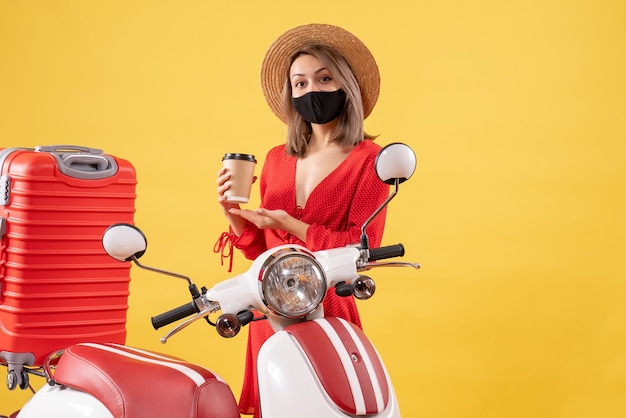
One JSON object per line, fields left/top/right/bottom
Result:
{"left": 229, "top": 139, "right": 390, "bottom": 417}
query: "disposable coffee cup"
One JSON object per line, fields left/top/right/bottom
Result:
{"left": 222, "top": 153, "right": 257, "bottom": 203}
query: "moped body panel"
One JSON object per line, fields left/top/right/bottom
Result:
{"left": 17, "top": 383, "right": 113, "bottom": 418}
{"left": 258, "top": 317, "right": 401, "bottom": 417}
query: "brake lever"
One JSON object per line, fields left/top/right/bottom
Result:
{"left": 160, "top": 301, "right": 220, "bottom": 344}
{"left": 361, "top": 261, "right": 421, "bottom": 270}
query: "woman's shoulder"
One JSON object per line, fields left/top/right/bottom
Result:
{"left": 265, "top": 144, "right": 289, "bottom": 161}
{"left": 266, "top": 143, "right": 287, "bottom": 156}
{"left": 354, "top": 139, "right": 383, "bottom": 157}
{"left": 263, "top": 144, "right": 293, "bottom": 168}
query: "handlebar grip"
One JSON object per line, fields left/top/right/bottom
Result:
{"left": 151, "top": 302, "right": 199, "bottom": 330}
{"left": 369, "top": 244, "right": 405, "bottom": 261}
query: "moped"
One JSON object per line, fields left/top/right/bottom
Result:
{"left": 2, "top": 142, "right": 419, "bottom": 418}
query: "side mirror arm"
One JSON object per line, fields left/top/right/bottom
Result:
{"left": 359, "top": 177, "right": 400, "bottom": 253}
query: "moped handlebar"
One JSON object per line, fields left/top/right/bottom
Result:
{"left": 368, "top": 243, "right": 405, "bottom": 261}
{"left": 151, "top": 301, "right": 199, "bottom": 330}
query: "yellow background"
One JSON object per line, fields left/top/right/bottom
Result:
{"left": 1, "top": 0, "right": 625, "bottom": 417}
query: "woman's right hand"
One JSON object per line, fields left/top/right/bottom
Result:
{"left": 216, "top": 167, "right": 240, "bottom": 212}
{"left": 216, "top": 167, "right": 257, "bottom": 236}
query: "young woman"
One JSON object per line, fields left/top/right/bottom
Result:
{"left": 215, "top": 23, "right": 390, "bottom": 417}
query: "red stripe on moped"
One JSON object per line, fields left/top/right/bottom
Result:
{"left": 285, "top": 317, "right": 390, "bottom": 415}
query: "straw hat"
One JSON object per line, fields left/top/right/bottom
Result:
{"left": 260, "top": 23, "right": 380, "bottom": 123}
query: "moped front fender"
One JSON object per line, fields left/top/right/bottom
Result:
{"left": 258, "top": 317, "right": 400, "bottom": 417}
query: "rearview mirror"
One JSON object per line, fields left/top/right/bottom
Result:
{"left": 102, "top": 223, "right": 147, "bottom": 261}
{"left": 360, "top": 142, "right": 417, "bottom": 252}
{"left": 375, "top": 142, "right": 417, "bottom": 185}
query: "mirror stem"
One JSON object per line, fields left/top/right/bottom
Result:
{"left": 132, "top": 256, "right": 194, "bottom": 285}
{"left": 360, "top": 178, "right": 400, "bottom": 250}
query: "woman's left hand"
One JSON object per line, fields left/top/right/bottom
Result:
{"left": 228, "top": 207, "right": 308, "bottom": 242}
{"left": 227, "top": 208, "right": 288, "bottom": 229}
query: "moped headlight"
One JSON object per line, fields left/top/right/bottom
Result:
{"left": 260, "top": 248, "right": 327, "bottom": 318}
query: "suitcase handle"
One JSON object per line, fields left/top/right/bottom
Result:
{"left": 36, "top": 145, "right": 119, "bottom": 180}
{"left": 56, "top": 154, "right": 118, "bottom": 179}
{"left": 35, "top": 145, "right": 104, "bottom": 155}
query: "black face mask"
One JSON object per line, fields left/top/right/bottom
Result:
{"left": 291, "top": 89, "right": 347, "bottom": 124}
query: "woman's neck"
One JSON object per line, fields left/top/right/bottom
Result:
{"left": 308, "top": 120, "right": 339, "bottom": 150}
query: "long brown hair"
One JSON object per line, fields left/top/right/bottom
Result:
{"left": 281, "top": 44, "right": 376, "bottom": 157}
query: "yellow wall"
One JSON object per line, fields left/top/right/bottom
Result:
{"left": 1, "top": 1, "right": 625, "bottom": 417}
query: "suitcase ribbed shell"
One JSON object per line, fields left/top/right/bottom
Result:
{"left": 0, "top": 146, "right": 136, "bottom": 365}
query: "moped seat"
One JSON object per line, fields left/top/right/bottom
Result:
{"left": 52, "top": 343, "right": 240, "bottom": 418}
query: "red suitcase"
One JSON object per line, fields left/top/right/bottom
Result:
{"left": 0, "top": 145, "right": 136, "bottom": 383}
